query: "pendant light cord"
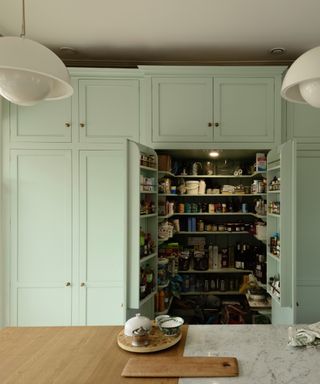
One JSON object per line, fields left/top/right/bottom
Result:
{"left": 20, "top": 0, "right": 26, "bottom": 38}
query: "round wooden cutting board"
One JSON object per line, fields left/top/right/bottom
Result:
{"left": 117, "top": 326, "right": 182, "bottom": 353}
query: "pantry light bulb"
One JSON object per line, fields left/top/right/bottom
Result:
{"left": 209, "top": 151, "right": 219, "bottom": 158}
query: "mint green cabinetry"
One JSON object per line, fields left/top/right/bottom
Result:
{"left": 214, "top": 77, "right": 275, "bottom": 143}
{"left": 9, "top": 98, "right": 72, "bottom": 142}
{"left": 295, "top": 149, "right": 320, "bottom": 323}
{"left": 10, "top": 150, "right": 73, "bottom": 326}
{"left": 143, "top": 67, "right": 285, "bottom": 148}
{"left": 286, "top": 103, "right": 320, "bottom": 142}
{"left": 79, "top": 150, "right": 125, "bottom": 325}
{"left": 151, "top": 77, "right": 213, "bottom": 143}
{"left": 78, "top": 79, "right": 140, "bottom": 143}
{"left": 267, "top": 141, "right": 320, "bottom": 324}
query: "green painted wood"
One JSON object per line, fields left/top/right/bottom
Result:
{"left": 151, "top": 77, "right": 213, "bottom": 143}
{"left": 78, "top": 79, "right": 140, "bottom": 143}
{"left": 10, "top": 150, "right": 73, "bottom": 326}
{"left": 295, "top": 151, "right": 320, "bottom": 322}
{"left": 79, "top": 150, "right": 126, "bottom": 325}
{"left": 10, "top": 99, "right": 72, "bottom": 142}
{"left": 267, "top": 141, "right": 296, "bottom": 324}
{"left": 127, "top": 140, "right": 158, "bottom": 315}
{"left": 286, "top": 103, "right": 320, "bottom": 142}
{"left": 214, "top": 77, "right": 275, "bottom": 143}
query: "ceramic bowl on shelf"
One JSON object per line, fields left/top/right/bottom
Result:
{"left": 158, "top": 316, "right": 184, "bottom": 336}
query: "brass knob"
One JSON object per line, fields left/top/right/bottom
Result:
{"left": 65, "top": 282, "right": 71, "bottom": 287}
{"left": 80, "top": 123, "right": 85, "bottom": 128}
{"left": 65, "top": 122, "right": 71, "bottom": 127}
{"left": 214, "top": 122, "right": 220, "bottom": 127}
{"left": 80, "top": 282, "right": 85, "bottom": 287}
{"left": 208, "top": 122, "right": 213, "bottom": 127}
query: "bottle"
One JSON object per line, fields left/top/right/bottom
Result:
{"left": 158, "top": 289, "right": 165, "bottom": 312}
{"left": 235, "top": 243, "right": 242, "bottom": 269}
{"left": 208, "top": 242, "right": 214, "bottom": 270}
{"left": 140, "top": 267, "right": 147, "bottom": 299}
{"left": 145, "top": 264, "right": 154, "bottom": 295}
{"left": 221, "top": 248, "right": 229, "bottom": 268}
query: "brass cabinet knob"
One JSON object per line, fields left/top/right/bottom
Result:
{"left": 80, "top": 123, "right": 85, "bottom": 128}
{"left": 65, "top": 282, "right": 71, "bottom": 287}
{"left": 65, "top": 122, "right": 71, "bottom": 127}
{"left": 214, "top": 122, "right": 220, "bottom": 127}
{"left": 80, "top": 282, "right": 85, "bottom": 287}
{"left": 208, "top": 122, "right": 213, "bottom": 127}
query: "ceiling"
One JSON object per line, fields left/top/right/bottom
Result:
{"left": 1, "top": 0, "right": 320, "bottom": 68}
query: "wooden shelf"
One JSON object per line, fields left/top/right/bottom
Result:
{"left": 139, "top": 290, "right": 157, "bottom": 307}
{"left": 267, "top": 252, "right": 280, "bottom": 262}
{"left": 140, "top": 165, "right": 157, "bottom": 172}
{"left": 178, "top": 268, "right": 252, "bottom": 274}
{"left": 140, "top": 252, "right": 157, "bottom": 264}
{"left": 176, "top": 231, "right": 249, "bottom": 235}
{"left": 180, "top": 291, "right": 243, "bottom": 296}
{"left": 140, "top": 213, "right": 157, "bottom": 219}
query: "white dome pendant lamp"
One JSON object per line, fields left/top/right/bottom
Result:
{"left": 281, "top": 46, "right": 320, "bottom": 108}
{"left": 0, "top": 0, "right": 73, "bottom": 106}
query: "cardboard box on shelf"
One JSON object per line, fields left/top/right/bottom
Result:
{"left": 158, "top": 155, "right": 172, "bottom": 172}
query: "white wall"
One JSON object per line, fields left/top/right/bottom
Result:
{"left": 0, "top": 98, "right": 3, "bottom": 328}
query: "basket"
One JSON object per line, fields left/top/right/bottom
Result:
{"left": 186, "top": 180, "right": 199, "bottom": 195}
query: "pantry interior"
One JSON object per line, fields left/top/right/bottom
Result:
{"left": 136, "top": 147, "right": 277, "bottom": 325}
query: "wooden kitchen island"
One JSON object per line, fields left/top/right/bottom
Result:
{"left": 2, "top": 324, "right": 320, "bottom": 384}
{"left": 0, "top": 325, "right": 188, "bottom": 384}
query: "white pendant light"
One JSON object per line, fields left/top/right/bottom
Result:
{"left": 281, "top": 46, "right": 320, "bottom": 108}
{"left": 0, "top": 0, "right": 73, "bottom": 106}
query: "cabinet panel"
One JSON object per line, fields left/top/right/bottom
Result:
{"left": 10, "top": 150, "right": 73, "bottom": 326}
{"left": 287, "top": 103, "right": 320, "bottom": 142}
{"left": 10, "top": 99, "right": 72, "bottom": 142}
{"left": 79, "top": 150, "right": 125, "bottom": 325}
{"left": 85, "top": 285, "right": 123, "bottom": 325}
{"left": 214, "top": 78, "right": 275, "bottom": 143}
{"left": 78, "top": 79, "right": 140, "bottom": 143}
{"left": 152, "top": 78, "right": 213, "bottom": 142}
{"left": 17, "top": 287, "right": 71, "bottom": 326}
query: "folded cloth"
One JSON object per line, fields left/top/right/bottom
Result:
{"left": 288, "top": 322, "right": 320, "bottom": 347}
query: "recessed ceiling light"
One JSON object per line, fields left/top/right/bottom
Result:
{"left": 209, "top": 150, "right": 219, "bottom": 158}
{"left": 270, "top": 47, "right": 286, "bottom": 56}
{"left": 59, "top": 46, "right": 77, "bottom": 55}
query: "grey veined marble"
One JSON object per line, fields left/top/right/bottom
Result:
{"left": 180, "top": 325, "right": 320, "bottom": 384}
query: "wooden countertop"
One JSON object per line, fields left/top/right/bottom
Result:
{"left": 0, "top": 325, "right": 188, "bottom": 384}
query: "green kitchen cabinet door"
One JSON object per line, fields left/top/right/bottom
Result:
{"left": 295, "top": 149, "right": 320, "bottom": 323}
{"left": 10, "top": 150, "right": 73, "bottom": 326}
{"left": 151, "top": 77, "right": 213, "bottom": 143}
{"left": 213, "top": 77, "right": 276, "bottom": 143}
{"left": 78, "top": 150, "right": 126, "bottom": 325}
{"left": 286, "top": 103, "right": 320, "bottom": 142}
{"left": 10, "top": 98, "right": 72, "bottom": 142}
{"left": 78, "top": 79, "right": 140, "bottom": 143}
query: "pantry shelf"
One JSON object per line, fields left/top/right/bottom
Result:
{"left": 140, "top": 213, "right": 157, "bottom": 219}
{"left": 140, "top": 165, "right": 157, "bottom": 172}
{"left": 140, "top": 252, "right": 158, "bottom": 264}
{"left": 180, "top": 291, "right": 243, "bottom": 296}
{"left": 139, "top": 291, "right": 157, "bottom": 307}
{"left": 176, "top": 231, "right": 249, "bottom": 235}
{"left": 177, "top": 268, "right": 252, "bottom": 274}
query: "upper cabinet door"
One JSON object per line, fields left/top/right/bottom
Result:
{"left": 10, "top": 98, "right": 72, "bottom": 142}
{"left": 286, "top": 103, "right": 320, "bottom": 142}
{"left": 78, "top": 79, "right": 140, "bottom": 143}
{"left": 151, "top": 77, "right": 213, "bottom": 143}
{"left": 213, "top": 77, "right": 275, "bottom": 143}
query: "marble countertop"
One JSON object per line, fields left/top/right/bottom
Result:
{"left": 181, "top": 324, "right": 320, "bottom": 384}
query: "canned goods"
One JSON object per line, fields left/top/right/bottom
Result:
{"left": 178, "top": 203, "right": 185, "bottom": 213}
